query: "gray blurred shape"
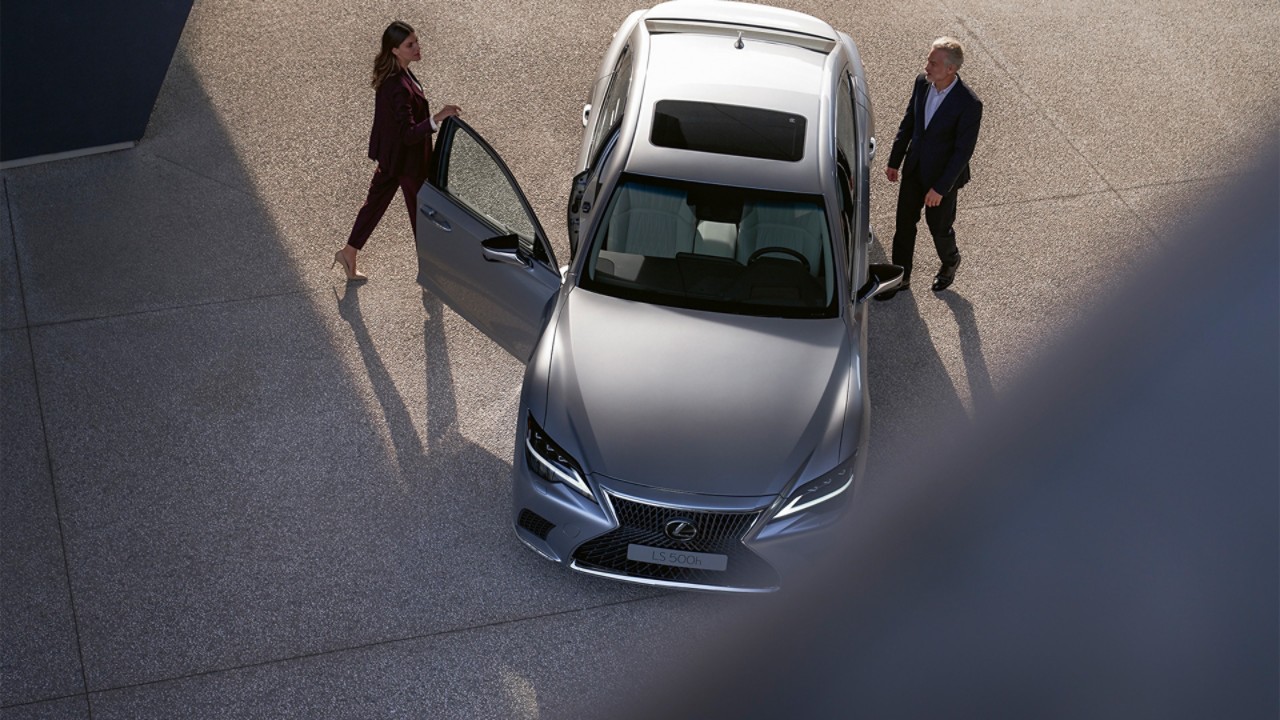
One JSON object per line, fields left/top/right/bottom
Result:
{"left": 593, "top": 145, "right": 1279, "bottom": 720}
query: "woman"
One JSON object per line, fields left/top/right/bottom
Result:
{"left": 334, "top": 21, "right": 461, "bottom": 281}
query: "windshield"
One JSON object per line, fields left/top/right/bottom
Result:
{"left": 580, "top": 176, "right": 836, "bottom": 318}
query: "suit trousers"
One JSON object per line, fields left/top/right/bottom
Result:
{"left": 346, "top": 166, "right": 425, "bottom": 250}
{"left": 891, "top": 171, "right": 961, "bottom": 279}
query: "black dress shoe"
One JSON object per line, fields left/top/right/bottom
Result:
{"left": 932, "top": 257, "right": 962, "bottom": 292}
{"left": 875, "top": 277, "right": 909, "bottom": 301}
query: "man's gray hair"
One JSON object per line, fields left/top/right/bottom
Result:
{"left": 931, "top": 36, "right": 965, "bottom": 70}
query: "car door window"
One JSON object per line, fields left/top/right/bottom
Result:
{"left": 835, "top": 73, "right": 859, "bottom": 262}
{"left": 587, "top": 45, "right": 633, "bottom": 168}
{"left": 441, "top": 122, "right": 555, "bottom": 268}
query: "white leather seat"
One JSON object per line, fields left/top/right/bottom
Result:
{"left": 605, "top": 184, "right": 695, "bottom": 258}
{"left": 736, "top": 202, "right": 826, "bottom": 274}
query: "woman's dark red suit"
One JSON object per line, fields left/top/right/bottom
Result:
{"left": 345, "top": 68, "right": 435, "bottom": 250}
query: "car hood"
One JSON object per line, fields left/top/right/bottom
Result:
{"left": 543, "top": 290, "right": 851, "bottom": 498}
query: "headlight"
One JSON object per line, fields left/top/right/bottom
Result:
{"left": 773, "top": 455, "right": 857, "bottom": 520}
{"left": 525, "top": 414, "right": 594, "bottom": 500}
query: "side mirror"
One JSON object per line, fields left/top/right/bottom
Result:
{"left": 582, "top": 104, "right": 592, "bottom": 128}
{"left": 856, "top": 263, "right": 905, "bottom": 303}
{"left": 480, "top": 234, "right": 530, "bottom": 268}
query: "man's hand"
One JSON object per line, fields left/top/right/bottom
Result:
{"left": 885, "top": 167, "right": 899, "bottom": 182}
{"left": 925, "top": 189, "right": 943, "bottom": 207}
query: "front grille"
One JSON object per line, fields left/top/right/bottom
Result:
{"left": 572, "top": 494, "right": 778, "bottom": 589}
{"left": 517, "top": 509, "right": 555, "bottom": 540}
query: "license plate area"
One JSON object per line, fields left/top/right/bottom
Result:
{"left": 627, "top": 544, "right": 728, "bottom": 571}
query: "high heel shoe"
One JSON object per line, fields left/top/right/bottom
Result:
{"left": 332, "top": 250, "right": 367, "bottom": 282}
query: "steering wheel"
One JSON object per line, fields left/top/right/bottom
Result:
{"left": 748, "top": 246, "right": 811, "bottom": 271}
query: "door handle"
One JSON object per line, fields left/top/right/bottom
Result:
{"left": 420, "top": 205, "right": 452, "bottom": 231}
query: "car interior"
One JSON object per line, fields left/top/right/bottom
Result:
{"left": 586, "top": 179, "right": 834, "bottom": 315}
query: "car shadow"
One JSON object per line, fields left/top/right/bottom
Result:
{"left": 419, "top": 291, "right": 467, "bottom": 455}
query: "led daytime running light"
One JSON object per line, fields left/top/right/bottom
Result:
{"left": 526, "top": 416, "right": 592, "bottom": 498}
{"left": 775, "top": 476, "right": 853, "bottom": 519}
{"left": 774, "top": 456, "right": 857, "bottom": 520}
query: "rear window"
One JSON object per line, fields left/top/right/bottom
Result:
{"left": 651, "top": 100, "right": 806, "bottom": 162}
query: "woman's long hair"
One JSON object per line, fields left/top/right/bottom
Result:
{"left": 371, "top": 21, "right": 414, "bottom": 89}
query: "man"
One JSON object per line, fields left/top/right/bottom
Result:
{"left": 880, "top": 37, "right": 983, "bottom": 299}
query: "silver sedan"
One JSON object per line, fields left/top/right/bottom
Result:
{"left": 415, "top": 0, "right": 902, "bottom": 591}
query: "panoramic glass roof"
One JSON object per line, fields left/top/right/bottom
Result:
{"left": 651, "top": 100, "right": 807, "bottom": 162}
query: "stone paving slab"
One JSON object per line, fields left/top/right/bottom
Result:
{"left": 1, "top": 183, "right": 24, "bottom": 331}
{"left": 0, "top": 696, "right": 89, "bottom": 720}
{"left": 3, "top": 151, "right": 304, "bottom": 326}
{"left": 87, "top": 592, "right": 732, "bottom": 720}
{"left": 940, "top": 0, "right": 1280, "bottom": 189}
{"left": 0, "top": 330, "right": 83, "bottom": 707}
{"left": 1118, "top": 177, "right": 1235, "bottom": 244}
{"left": 27, "top": 282, "right": 659, "bottom": 691}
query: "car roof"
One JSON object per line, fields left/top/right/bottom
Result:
{"left": 621, "top": 2, "right": 839, "bottom": 195}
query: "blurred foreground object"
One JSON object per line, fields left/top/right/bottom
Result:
{"left": 592, "top": 146, "right": 1279, "bottom": 719}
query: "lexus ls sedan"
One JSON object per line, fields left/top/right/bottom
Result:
{"left": 414, "top": 0, "right": 903, "bottom": 591}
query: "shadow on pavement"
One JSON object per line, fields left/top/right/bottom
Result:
{"left": 940, "top": 290, "right": 997, "bottom": 418}
{"left": 335, "top": 284, "right": 430, "bottom": 482}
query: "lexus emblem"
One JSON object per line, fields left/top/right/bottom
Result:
{"left": 664, "top": 518, "right": 698, "bottom": 542}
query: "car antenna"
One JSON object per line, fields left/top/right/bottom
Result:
{"left": 735, "top": 31, "right": 745, "bottom": 49}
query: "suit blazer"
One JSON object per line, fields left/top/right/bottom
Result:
{"left": 367, "top": 68, "right": 435, "bottom": 179}
{"left": 887, "top": 74, "right": 983, "bottom": 196}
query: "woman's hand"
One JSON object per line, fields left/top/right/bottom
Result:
{"left": 433, "top": 104, "right": 462, "bottom": 124}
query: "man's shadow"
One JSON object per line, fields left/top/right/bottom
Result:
{"left": 940, "top": 292, "right": 997, "bottom": 420}
{"left": 864, "top": 236, "right": 973, "bottom": 479}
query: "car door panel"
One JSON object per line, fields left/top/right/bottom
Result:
{"left": 415, "top": 119, "right": 560, "bottom": 362}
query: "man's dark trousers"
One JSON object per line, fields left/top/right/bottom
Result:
{"left": 892, "top": 172, "right": 960, "bottom": 281}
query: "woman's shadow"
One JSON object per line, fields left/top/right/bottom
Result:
{"left": 332, "top": 284, "right": 642, "bottom": 600}
{"left": 333, "top": 284, "right": 506, "bottom": 488}
{"left": 335, "top": 284, "right": 429, "bottom": 483}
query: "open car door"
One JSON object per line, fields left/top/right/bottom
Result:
{"left": 415, "top": 118, "right": 561, "bottom": 361}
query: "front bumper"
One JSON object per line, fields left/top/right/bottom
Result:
{"left": 511, "top": 456, "right": 851, "bottom": 593}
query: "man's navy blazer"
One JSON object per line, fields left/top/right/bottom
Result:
{"left": 887, "top": 74, "right": 983, "bottom": 196}
{"left": 367, "top": 68, "right": 435, "bottom": 178}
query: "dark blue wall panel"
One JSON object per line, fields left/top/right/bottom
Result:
{"left": 1, "top": 1, "right": 194, "bottom": 162}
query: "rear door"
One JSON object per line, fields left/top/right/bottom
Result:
{"left": 415, "top": 118, "right": 560, "bottom": 361}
